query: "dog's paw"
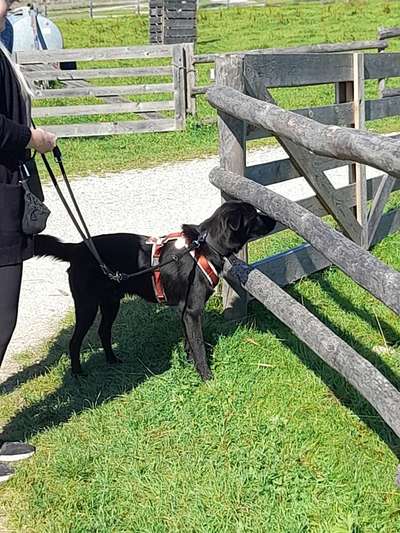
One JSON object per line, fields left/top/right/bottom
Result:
{"left": 200, "top": 369, "right": 213, "bottom": 381}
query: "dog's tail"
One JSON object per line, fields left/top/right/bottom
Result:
{"left": 34, "top": 235, "right": 77, "bottom": 263}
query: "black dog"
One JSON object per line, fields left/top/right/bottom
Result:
{"left": 34, "top": 201, "right": 276, "bottom": 380}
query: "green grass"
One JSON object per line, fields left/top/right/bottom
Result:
{"left": 2, "top": 2, "right": 400, "bottom": 530}
{"left": 1, "top": 223, "right": 400, "bottom": 531}
{"left": 33, "top": 0, "right": 400, "bottom": 177}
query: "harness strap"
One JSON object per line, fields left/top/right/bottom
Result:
{"left": 147, "top": 232, "right": 219, "bottom": 303}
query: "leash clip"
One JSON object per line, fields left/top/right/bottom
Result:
{"left": 192, "top": 231, "right": 208, "bottom": 249}
{"left": 101, "top": 265, "right": 126, "bottom": 283}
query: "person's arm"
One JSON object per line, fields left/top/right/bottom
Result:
{"left": 0, "top": 113, "right": 31, "bottom": 152}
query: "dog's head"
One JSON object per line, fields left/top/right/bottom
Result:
{"left": 194, "top": 201, "right": 276, "bottom": 257}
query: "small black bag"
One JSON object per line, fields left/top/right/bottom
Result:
{"left": 19, "top": 163, "right": 50, "bottom": 235}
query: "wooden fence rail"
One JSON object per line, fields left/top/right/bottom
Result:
{"left": 36, "top": 0, "right": 148, "bottom": 18}
{"left": 377, "top": 26, "right": 400, "bottom": 97}
{"left": 207, "top": 51, "right": 400, "bottom": 297}
{"left": 207, "top": 84, "right": 400, "bottom": 179}
{"left": 186, "top": 39, "right": 388, "bottom": 113}
{"left": 222, "top": 254, "right": 400, "bottom": 440}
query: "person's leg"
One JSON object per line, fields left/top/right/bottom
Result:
{"left": 0, "top": 263, "right": 35, "bottom": 477}
{"left": 0, "top": 263, "right": 22, "bottom": 368}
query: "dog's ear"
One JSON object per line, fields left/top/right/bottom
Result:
{"left": 182, "top": 224, "right": 200, "bottom": 242}
{"left": 227, "top": 211, "right": 243, "bottom": 232}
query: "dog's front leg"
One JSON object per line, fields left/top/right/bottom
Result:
{"left": 182, "top": 309, "right": 212, "bottom": 381}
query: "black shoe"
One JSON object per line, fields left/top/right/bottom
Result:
{"left": 0, "top": 462, "right": 14, "bottom": 483}
{"left": 0, "top": 442, "right": 35, "bottom": 462}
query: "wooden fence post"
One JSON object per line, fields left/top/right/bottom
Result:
{"left": 215, "top": 54, "right": 248, "bottom": 321}
{"left": 183, "top": 43, "right": 196, "bottom": 115}
{"left": 352, "top": 52, "right": 368, "bottom": 248}
{"left": 173, "top": 44, "right": 187, "bottom": 130}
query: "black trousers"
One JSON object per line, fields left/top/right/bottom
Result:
{"left": 0, "top": 263, "right": 22, "bottom": 367}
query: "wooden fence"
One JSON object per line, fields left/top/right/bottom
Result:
{"left": 206, "top": 50, "right": 400, "bottom": 450}
{"left": 186, "top": 39, "right": 389, "bottom": 115}
{"left": 34, "top": 0, "right": 148, "bottom": 18}
{"left": 16, "top": 44, "right": 188, "bottom": 137}
{"left": 208, "top": 51, "right": 400, "bottom": 291}
{"left": 29, "top": 0, "right": 337, "bottom": 18}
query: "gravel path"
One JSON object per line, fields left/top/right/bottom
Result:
{"left": 0, "top": 146, "right": 379, "bottom": 382}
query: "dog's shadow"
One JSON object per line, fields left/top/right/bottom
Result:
{"left": 0, "top": 297, "right": 233, "bottom": 442}
{"left": 2, "top": 288, "right": 400, "bottom": 459}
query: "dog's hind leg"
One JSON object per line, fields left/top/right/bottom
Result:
{"left": 69, "top": 298, "right": 99, "bottom": 375}
{"left": 98, "top": 299, "right": 122, "bottom": 366}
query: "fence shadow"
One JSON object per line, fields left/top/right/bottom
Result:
{"left": 2, "top": 285, "right": 400, "bottom": 460}
{"left": 250, "top": 297, "right": 400, "bottom": 459}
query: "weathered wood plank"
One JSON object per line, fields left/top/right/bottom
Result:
{"left": 353, "top": 52, "right": 368, "bottom": 248}
{"left": 252, "top": 205, "right": 400, "bottom": 287}
{"left": 42, "top": 118, "right": 176, "bottom": 137}
{"left": 242, "top": 53, "right": 400, "bottom": 88}
{"left": 193, "top": 40, "right": 387, "bottom": 65}
{"left": 164, "top": 20, "right": 196, "bottom": 29}
{"left": 206, "top": 85, "right": 400, "bottom": 179}
{"left": 382, "top": 88, "right": 400, "bottom": 98}
{"left": 210, "top": 167, "right": 400, "bottom": 315}
{"left": 265, "top": 171, "right": 397, "bottom": 230}
{"left": 264, "top": 172, "right": 399, "bottom": 238}
{"left": 216, "top": 54, "right": 248, "bottom": 320}
{"left": 364, "top": 53, "right": 400, "bottom": 81}
{"left": 23, "top": 66, "right": 173, "bottom": 81}
{"left": 254, "top": 243, "right": 331, "bottom": 286}
{"left": 16, "top": 45, "right": 174, "bottom": 64}
{"left": 366, "top": 96, "right": 400, "bottom": 120}
{"left": 368, "top": 174, "right": 396, "bottom": 246}
{"left": 32, "top": 83, "right": 174, "bottom": 99}
{"left": 173, "top": 45, "right": 186, "bottom": 130}
{"left": 244, "top": 53, "right": 353, "bottom": 88}
{"left": 183, "top": 43, "right": 196, "bottom": 115}
{"left": 245, "top": 156, "right": 349, "bottom": 186}
{"left": 32, "top": 100, "right": 174, "bottom": 118}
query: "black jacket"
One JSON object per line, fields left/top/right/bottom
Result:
{"left": 0, "top": 48, "right": 44, "bottom": 266}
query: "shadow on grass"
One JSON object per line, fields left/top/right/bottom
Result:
{"left": 0, "top": 296, "right": 234, "bottom": 443}
{"left": 2, "top": 283, "right": 400, "bottom": 461}
{"left": 314, "top": 274, "right": 400, "bottom": 347}
{"left": 251, "top": 291, "right": 400, "bottom": 459}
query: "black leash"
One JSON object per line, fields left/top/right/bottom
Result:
{"left": 32, "top": 123, "right": 207, "bottom": 282}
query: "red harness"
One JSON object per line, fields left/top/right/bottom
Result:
{"left": 146, "top": 232, "right": 219, "bottom": 303}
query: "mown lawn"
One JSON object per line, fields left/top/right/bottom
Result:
{"left": 34, "top": 0, "right": 400, "bottom": 177}
{"left": 2, "top": 191, "right": 400, "bottom": 531}
{"left": 1, "top": 1, "right": 400, "bottom": 531}
{"left": 1, "top": 226, "right": 400, "bottom": 531}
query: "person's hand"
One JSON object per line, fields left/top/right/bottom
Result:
{"left": 27, "top": 128, "right": 57, "bottom": 154}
